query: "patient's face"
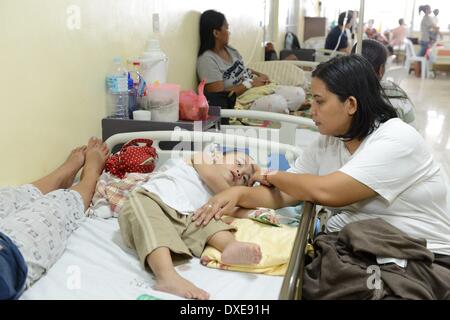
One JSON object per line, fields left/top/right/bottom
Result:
{"left": 216, "top": 152, "right": 257, "bottom": 187}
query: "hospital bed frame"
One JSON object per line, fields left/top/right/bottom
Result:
{"left": 105, "top": 130, "right": 317, "bottom": 300}
{"left": 220, "top": 109, "right": 316, "bottom": 146}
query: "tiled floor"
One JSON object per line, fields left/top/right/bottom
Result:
{"left": 401, "top": 74, "right": 450, "bottom": 185}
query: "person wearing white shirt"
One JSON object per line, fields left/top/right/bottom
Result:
{"left": 195, "top": 55, "right": 450, "bottom": 265}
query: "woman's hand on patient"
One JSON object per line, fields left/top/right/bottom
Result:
{"left": 248, "top": 169, "right": 275, "bottom": 188}
{"left": 192, "top": 187, "right": 244, "bottom": 226}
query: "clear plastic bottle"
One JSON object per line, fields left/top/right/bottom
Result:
{"left": 106, "top": 57, "right": 129, "bottom": 119}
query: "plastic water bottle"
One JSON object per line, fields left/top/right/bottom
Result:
{"left": 106, "top": 57, "right": 129, "bottom": 119}
{"left": 128, "top": 72, "right": 138, "bottom": 119}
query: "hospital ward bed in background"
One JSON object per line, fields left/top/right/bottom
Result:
{"left": 21, "top": 130, "right": 317, "bottom": 300}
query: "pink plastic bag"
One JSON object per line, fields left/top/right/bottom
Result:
{"left": 179, "top": 80, "right": 209, "bottom": 121}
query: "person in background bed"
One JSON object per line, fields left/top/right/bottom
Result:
{"left": 325, "top": 11, "right": 354, "bottom": 54}
{"left": 0, "top": 137, "right": 109, "bottom": 300}
{"left": 194, "top": 55, "right": 450, "bottom": 269}
{"left": 351, "top": 39, "right": 416, "bottom": 127}
{"left": 118, "top": 149, "right": 270, "bottom": 300}
{"left": 196, "top": 9, "right": 305, "bottom": 113}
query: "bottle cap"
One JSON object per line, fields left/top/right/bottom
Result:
{"left": 128, "top": 72, "right": 134, "bottom": 89}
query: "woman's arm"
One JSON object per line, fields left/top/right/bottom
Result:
{"left": 192, "top": 185, "right": 299, "bottom": 226}
{"left": 205, "top": 76, "right": 268, "bottom": 97}
{"left": 252, "top": 170, "right": 376, "bottom": 207}
{"left": 205, "top": 81, "right": 248, "bottom": 97}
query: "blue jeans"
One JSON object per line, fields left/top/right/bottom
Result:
{"left": 418, "top": 40, "right": 429, "bottom": 57}
{"left": 0, "top": 232, "right": 28, "bottom": 300}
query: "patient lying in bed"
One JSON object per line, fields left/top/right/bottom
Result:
{"left": 118, "top": 150, "right": 272, "bottom": 300}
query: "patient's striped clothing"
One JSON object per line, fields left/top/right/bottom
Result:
{"left": 0, "top": 184, "right": 85, "bottom": 291}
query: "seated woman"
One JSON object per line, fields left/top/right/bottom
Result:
{"left": 351, "top": 39, "right": 416, "bottom": 127}
{"left": 0, "top": 138, "right": 109, "bottom": 300}
{"left": 118, "top": 149, "right": 271, "bottom": 300}
{"left": 193, "top": 55, "right": 450, "bottom": 268}
{"left": 196, "top": 9, "right": 305, "bottom": 114}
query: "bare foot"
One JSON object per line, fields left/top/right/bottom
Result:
{"left": 80, "top": 137, "right": 109, "bottom": 180}
{"left": 153, "top": 273, "right": 210, "bottom": 300}
{"left": 59, "top": 146, "right": 87, "bottom": 188}
{"left": 221, "top": 241, "right": 262, "bottom": 265}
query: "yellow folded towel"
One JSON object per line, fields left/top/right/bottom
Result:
{"left": 201, "top": 217, "right": 298, "bottom": 276}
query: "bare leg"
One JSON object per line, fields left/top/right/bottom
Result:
{"left": 71, "top": 138, "right": 109, "bottom": 210}
{"left": 206, "top": 231, "right": 262, "bottom": 265}
{"left": 147, "top": 247, "right": 210, "bottom": 300}
{"left": 32, "top": 146, "right": 86, "bottom": 194}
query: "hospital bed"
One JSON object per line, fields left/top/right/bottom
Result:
{"left": 220, "top": 109, "right": 318, "bottom": 149}
{"left": 21, "top": 130, "right": 317, "bottom": 300}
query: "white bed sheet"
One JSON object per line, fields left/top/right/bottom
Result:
{"left": 21, "top": 216, "right": 283, "bottom": 300}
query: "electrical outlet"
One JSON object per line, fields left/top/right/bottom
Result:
{"left": 153, "top": 13, "right": 160, "bottom": 33}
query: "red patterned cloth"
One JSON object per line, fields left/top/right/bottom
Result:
{"left": 105, "top": 139, "right": 157, "bottom": 179}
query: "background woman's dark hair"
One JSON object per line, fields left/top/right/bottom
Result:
{"left": 312, "top": 55, "right": 398, "bottom": 141}
{"left": 351, "top": 39, "right": 388, "bottom": 75}
{"left": 198, "top": 10, "right": 226, "bottom": 57}
{"left": 338, "top": 10, "right": 353, "bottom": 26}
{"left": 419, "top": 5, "right": 431, "bottom": 14}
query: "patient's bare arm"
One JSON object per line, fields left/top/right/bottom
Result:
{"left": 190, "top": 153, "right": 230, "bottom": 193}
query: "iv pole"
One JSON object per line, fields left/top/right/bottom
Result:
{"left": 356, "top": 0, "right": 365, "bottom": 54}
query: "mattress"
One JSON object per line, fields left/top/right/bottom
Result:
{"left": 20, "top": 216, "right": 283, "bottom": 300}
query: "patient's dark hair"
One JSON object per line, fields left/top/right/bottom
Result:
{"left": 198, "top": 10, "right": 226, "bottom": 57}
{"left": 351, "top": 39, "right": 388, "bottom": 77}
{"left": 312, "top": 55, "right": 398, "bottom": 141}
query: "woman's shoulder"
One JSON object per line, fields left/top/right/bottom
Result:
{"left": 198, "top": 50, "right": 216, "bottom": 61}
{"left": 371, "top": 118, "right": 422, "bottom": 148}
{"left": 226, "top": 46, "right": 243, "bottom": 59}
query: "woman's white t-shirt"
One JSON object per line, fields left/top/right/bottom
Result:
{"left": 141, "top": 158, "right": 213, "bottom": 215}
{"left": 289, "top": 118, "right": 450, "bottom": 255}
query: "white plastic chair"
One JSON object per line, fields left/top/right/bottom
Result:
{"left": 404, "top": 39, "right": 428, "bottom": 79}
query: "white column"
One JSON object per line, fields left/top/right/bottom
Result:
{"left": 356, "top": 0, "right": 365, "bottom": 55}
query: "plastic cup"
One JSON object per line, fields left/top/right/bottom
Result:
{"left": 133, "top": 110, "right": 151, "bottom": 121}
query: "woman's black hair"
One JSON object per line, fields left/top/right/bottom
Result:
{"left": 419, "top": 5, "right": 431, "bottom": 14}
{"left": 312, "top": 55, "right": 398, "bottom": 141}
{"left": 198, "top": 10, "right": 226, "bottom": 57}
{"left": 351, "top": 39, "right": 388, "bottom": 76}
{"left": 338, "top": 10, "right": 353, "bottom": 27}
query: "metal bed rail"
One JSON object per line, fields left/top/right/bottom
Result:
{"left": 279, "top": 201, "right": 316, "bottom": 300}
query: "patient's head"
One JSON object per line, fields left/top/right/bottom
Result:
{"left": 214, "top": 150, "right": 258, "bottom": 187}
{"left": 351, "top": 39, "right": 388, "bottom": 79}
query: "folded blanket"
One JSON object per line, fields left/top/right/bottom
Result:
{"left": 87, "top": 172, "right": 152, "bottom": 218}
{"left": 201, "top": 217, "right": 302, "bottom": 276}
{"left": 236, "top": 83, "right": 277, "bottom": 108}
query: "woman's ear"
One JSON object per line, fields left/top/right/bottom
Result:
{"left": 213, "top": 29, "right": 218, "bottom": 38}
{"left": 346, "top": 96, "right": 358, "bottom": 116}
